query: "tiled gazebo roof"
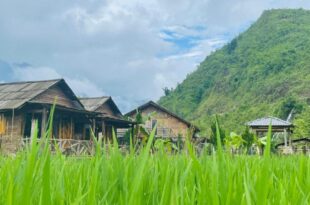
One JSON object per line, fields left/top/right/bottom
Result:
{"left": 246, "top": 116, "right": 292, "bottom": 127}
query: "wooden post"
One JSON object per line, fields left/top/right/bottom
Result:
{"left": 11, "top": 108, "right": 15, "bottom": 141}
{"left": 83, "top": 124, "right": 86, "bottom": 140}
{"left": 59, "top": 118, "right": 62, "bottom": 139}
{"left": 102, "top": 121, "right": 106, "bottom": 141}
{"left": 41, "top": 107, "right": 47, "bottom": 138}
{"left": 131, "top": 124, "right": 135, "bottom": 145}
{"left": 30, "top": 117, "right": 37, "bottom": 139}
{"left": 70, "top": 117, "right": 73, "bottom": 139}
{"left": 92, "top": 119, "right": 96, "bottom": 139}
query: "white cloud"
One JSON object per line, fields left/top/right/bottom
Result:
{"left": 1, "top": 0, "right": 310, "bottom": 112}
{"left": 12, "top": 66, "right": 61, "bottom": 81}
{"left": 66, "top": 78, "right": 105, "bottom": 97}
{"left": 164, "top": 52, "right": 203, "bottom": 61}
{"left": 12, "top": 65, "right": 105, "bottom": 98}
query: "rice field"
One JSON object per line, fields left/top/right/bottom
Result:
{"left": 0, "top": 125, "right": 309, "bottom": 205}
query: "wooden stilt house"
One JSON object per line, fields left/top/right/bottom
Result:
{"left": 0, "top": 79, "right": 95, "bottom": 153}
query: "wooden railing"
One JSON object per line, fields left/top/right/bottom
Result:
{"left": 0, "top": 137, "right": 95, "bottom": 155}
{"left": 23, "top": 138, "right": 96, "bottom": 155}
{"left": 277, "top": 146, "right": 310, "bottom": 155}
{"left": 1, "top": 136, "right": 309, "bottom": 156}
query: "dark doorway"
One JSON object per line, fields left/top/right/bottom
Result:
{"left": 24, "top": 113, "right": 42, "bottom": 138}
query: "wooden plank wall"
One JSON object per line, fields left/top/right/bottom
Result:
{"left": 4, "top": 113, "right": 23, "bottom": 138}
{"left": 96, "top": 103, "right": 119, "bottom": 116}
{"left": 0, "top": 112, "right": 24, "bottom": 154}
{"left": 0, "top": 114, "right": 6, "bottom": 135}
{"left": 32, "top": 85, "right": 80, "bottom": 110}
{"left": 58, "top": 118, "right": 74, "bottom": 139}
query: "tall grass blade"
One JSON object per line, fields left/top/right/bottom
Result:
{"left": 264, "top": 123, "right": 272, "bottom": 158}
{"left": 215, "top": 117, "right": 223, "bottom": 158}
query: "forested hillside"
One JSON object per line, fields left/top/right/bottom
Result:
{"left": 159, "top": 9, "right": 310, "bottom": 136}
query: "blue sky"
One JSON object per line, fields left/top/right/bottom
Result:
{"left": 1, "top": 0, "right": 310, "bottom": 112}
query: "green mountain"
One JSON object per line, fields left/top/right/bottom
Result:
{"left": 159, "top": 9, "right": 310, "bottom": 136}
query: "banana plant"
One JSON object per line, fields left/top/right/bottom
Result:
{"left": 154, "top": 138, "right": 178, "bottom": 153}
{"left": 253, "top": 133, "right": 278, "bottom": 155}
{"left": 225, "top": 132, "right": 245, "bottom": 153}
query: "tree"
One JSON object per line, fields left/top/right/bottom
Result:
{"left": 163, "top": 87, "right": 173, "bottom": 96}
{"left": 276, "top": 97, "right": 303, "bottom": 120}
{"left": 227, "top": 38, "right": 237, "bottom": 54}
{"left": 293, "top": 107, "right": 310, "bottom": 138}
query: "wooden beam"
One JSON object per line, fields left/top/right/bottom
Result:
{"left": 83, "top": 125, "right": 86, "bottom": 140}
{"left": 102, "top": 121, "right": 106, "bottom": 142}
{"left": 92, "top": 119, "right": 96, "bottom": 139}
{"left": 11, "top": 108, "right": 15, "bottom": 141}
{"left": 70, "top": 117, "right": 73, "bottom": 139}
{"left": 131, "top": 124, "right": 135, "bottom": 145}
{"left": 59, "top": 118, "right": 62, "bottom": 139}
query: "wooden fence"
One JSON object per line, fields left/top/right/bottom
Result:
{"left": 1, "top": 137, "right": 309, "bottom": 156}
{"left": 0, "top": 137, "right": 95, "bottom": 155}
{"left": 277, "top": 146, "right": 310, "bottom": 155}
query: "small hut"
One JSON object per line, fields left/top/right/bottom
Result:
{"left": 246, "top": 116, "right": 293, "bottom": 146}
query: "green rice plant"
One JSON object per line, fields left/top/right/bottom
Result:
{"left": 0, "top": 111, "right": 309, "bottom": 204}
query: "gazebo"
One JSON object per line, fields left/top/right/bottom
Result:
{"left": 246, "top": 116, "right": 294, "bottom": 146}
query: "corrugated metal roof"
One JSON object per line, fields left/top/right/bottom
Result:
{"left": 79, "top": 97, "right": 110, "bottom": 112}
{"left": 246, "top": 116, "right": 292, "bottom": 127}
{"left": 0, "top": 79, "right": 61, "bottom": 110}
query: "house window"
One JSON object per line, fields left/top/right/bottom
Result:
{"left": 162, "top": 128, "right": 169, "bottom": 137}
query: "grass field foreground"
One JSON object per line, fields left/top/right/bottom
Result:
{"left": 0, "top": 119, "right": 309, "bottom": 204}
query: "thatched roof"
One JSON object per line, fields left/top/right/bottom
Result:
{"left": 246, "top": 116, "right": 292, "bottom": 127}
{"left": 0, "top": 79, "right": 61, "bottom": 110}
